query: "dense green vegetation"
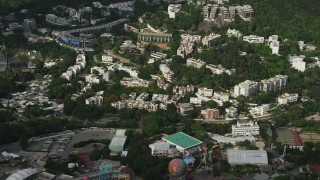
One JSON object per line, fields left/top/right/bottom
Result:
{"left": 0, "top": 118, "right": 79, "bottom": 145}
{"left": 229, "top": 0, "right": 320, "bottom": 46}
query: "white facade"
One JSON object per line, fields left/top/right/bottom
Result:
{"left": 233, "top": 80, "right": 259, "bottom": 97}
{"left": 249, "top": 104, "right": 270, "bottom": 117}
{"left": 190, "top": 97, "right": 202, "bottom": 106}
{"left": 232, "top": 121, "right": 260, "bottom": 137}
{"left": 177, "top": 34, "right": 201, "bottom": 58}
{"left": 186, "top": 58, "right": 205, "bottom": 69}
{"left": 278, "top": 93, "right": 298, "bottom": 105}
{"left": 159, "top": 64, "right": 174, "bottom": 82}
{"left": 226, "top": 28, "right": 242, "bottom": 38}
{"left": 85, "top": 74, "right": 100, "bottom": 84}
{"left": 168, "top": 4, "right": 182, "bottom": 19}
{"left": 292, "top": 60, "right": 306, "bottom": 72}
{"left": 202, "top": 33, "right": 221, "bottom": 47}
{"left": 227, "top": 150, "right": 268, "bottom": 165}
{"left": 61, "top": 54, "right": 86, "bottom": 81}
{"left": 86, "top": 96, "right": 103, "bottom": 106}
{"left": 298, "top": 41, "right": 316, "bottom": 51}
{"left": 243, "top": 35, "right": 264, "bottom": 44}
{"left": 260, "top": 75, "right": 288, "bottom": 93}
{"left": 225, "top": 107, "right": 238, "bottom": 117}
{"left": 120, "top": 78, "right": 149, "bottom": 87}
{"left": 102, "top": 55, "right": 114, "bottom": 63}
{"left": 206, "top": 64, "right": 235, "bottom": 75}
{"left": 197, "top": 87, "right": 213, "bottom": 97}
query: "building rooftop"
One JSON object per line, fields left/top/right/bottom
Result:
{"left": 227, "top": 149, "right": 268, "bottom": 165}
{"left": 163, "top": 132, "right": 203, "bottom": 149}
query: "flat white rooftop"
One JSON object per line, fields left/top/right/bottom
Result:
{"left": 227, "top": 149, "right": 268, "bottom": 165}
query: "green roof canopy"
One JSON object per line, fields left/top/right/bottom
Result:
{"left": 163, "top": 132, "right": 203, "bottom": 149}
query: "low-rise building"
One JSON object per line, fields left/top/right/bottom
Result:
{"left": 278, "top": 93, "right": 298, "bottom": 105}
{"left": 85, "top": 74, "right": 100, "bottom": 84}
{"left": 268, "top": 35, "right": 280, "bottom": 55}
{"left": 186, "top": 58, "right": 205, "bottom": 69}
{"left": 298, "top": 41, "right": 316, "bottom": 51}
{"left": 233, "top": 80, "right": 259, "bottom": 97}
{"left": 201, "top": 108, "right": 220, "bottom": 119}
{"left": 149, "top": 52, "right": 167, "bottom": 64}
{"left": 177, "top": 34, "right": 201, "bottom": 58}
{"left": 243, "top": 35, "right": 264, "bottom": 44}
{"left": 235, "top": 5, "right": 254, "bottom": 21}
{"left": 111, "top": 100, "right": 127, "bottom": 109}
{"left": 227, "top": 150, "right": 268, "bottom": 165}
{"left": 162, "top": 132, "right": 204, "bottom": 155}
{"left": 232, "top": 120, "right": 260, "bottom": 137}
{"left": 190, "top": 97, "right": 202, "bottom": 106}
{"left": 102, "top": 55, "right": 114, "bottom": 63}
{"left": 226, "top": 28, "right": 242, "bottom": 38}
{"left": 197, "top": 87, "right": 213, "bottom": 97}
{"left": 120, "top": 78, "right": 149, "bottom": 87}
{"left": 138, "top": 32, "right": 172, "bottom": 43}
{"left": 208, "top": 133, "right": 255, "bottom": 145}
{"left": 45, "top": 14, "right": 71, "bottom": 26}
{"left": 149, "top": 142, "right": 173, "bottom": 156}
{"left": 109, "top": 129, "right": 127, "bottom": 153}
{"left": 173, "top": 85, "right": 195, "bottom": 95}
{"left": 168, "top": 4, "right": 182, "bottom": 19}
{"left": 202, "top": 33, "right": 221, "bottom": 47}
{"left": 86, "top": 95, "right": 103, "bottom": 106}
{"left": 225, "top": 106, "right": 238, "bottom": 117}
{"left": 178, "top": 103, "right": 194, "bottom": 114}
{"left": 206, "top": 64, "right": 235, "bottom": 75}
{"left": 249, "top": 104, "right": 270, "bottom": 117}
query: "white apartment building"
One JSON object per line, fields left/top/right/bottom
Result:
{"left": 206, "top": 64, "right": 235, "bottom": 75}
{"left": 173, "top": 85, "right": 195, "bottom": 95}
{"left": 61, "top": 54, "right": 86, "bottom": 81}
{"left": 226, "top": 28, "right": 243, "bottom": 38}
{"left": 186, "top": 58, "right": 205, "bottom": 69}
{"left": 197, "top": 87, "right": 213, "bottom": 97}
{"left": 103, "top": 70, "right": 115, "bottom": 82}
{"left": 235, "top": 5, "right": 254, "bottom": 21}
{"left": 118, "top": 66, "right": 139, "bottom": 78}
{"left": 278, "top": 93, "right": 298, "bottom": 105}
{"left": 120, "top": 77, "right": 149, "bottom": 87}
{"left": 287, "top": 55, "right": 305, "bottom": 63}
{"left": 111, "top": 100, "right": 127, "bottom": 109}
{"left": 177, "top": 34, "right": 201, "bottom": 58}
{"left": 213, "top": 92, "right": 229, "bottom": 102}
{"left": 287, "top": 55, "right": 307, "bottom": 72}
{"left": 86, "top": 96, "right": 103, "bottom": 106}
{"left": 260, "top": 75, "right": 288, "bottom": 93}
{"left": 243, "top": 35, "right": 264, "bottom": 44}
{"left": 202, "top": 33, "right": 221, "bottom": 47}
{"left": 190, "top": 97, "right": 202, "bottom": 106}
{"left": 159, "top": 64, "right": 174, "bottom": 82}
{"left": 234, "top": 80, "right": 259, "bottom": 97}
{"left": 225, "top": 106, "right": 238, "bottom": 117}
{"left": 150, "top": 52, "right": 167, "bottom": 61}
{"left": 298, "top": 41, "right": 316, "bottom": 51}
{"left": 270, "top": 41, "right": 280, "bottom": 55}
{"left": 292, "top": 60, "right": 306, "bottom": 72}
{"left": 168, "top": 4, "right": 182, "bottom": 19}
{"left": 85, "top": 74, "right": 100, "bottom": 84}
{"left": 232, "top": 121, "right": 260, "bottom": 137}
{"left": 101, "top": 55, "right": 114, "bottom": 63}
{"left": 249, "top": 104, "right": 270, "bottom": 117}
